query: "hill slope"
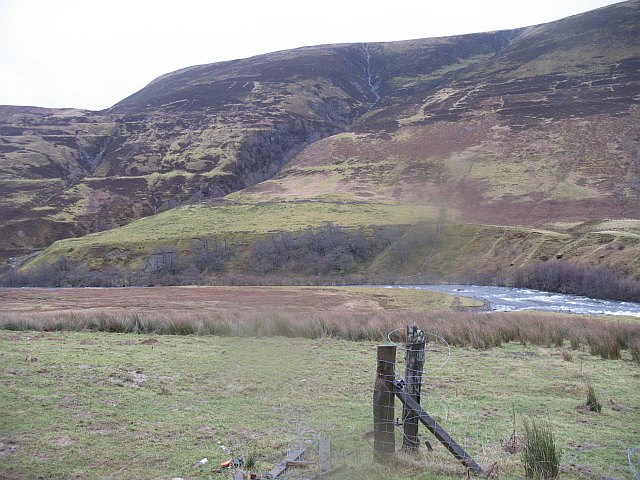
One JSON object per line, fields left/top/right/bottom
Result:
{"left": 2, "top": 0, "right": 640, "bottom": 281}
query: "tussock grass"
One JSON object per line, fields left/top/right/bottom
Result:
{"left": 2, "top": 309, "right": 639, "bottom": 359}
{"left": 585, "top": 383, "right": 602, "bottom": 413}
{"left": 587, "top": 330, "right": 622, "bottom": 360}
{"left": 570, "top": 335, "right": 581, "bottom": 350}
{"left": 522, "top": 420, "right": 560, "bottom": 479}
{"left": 630, "top": 337, "right": 640, "bottom": 364}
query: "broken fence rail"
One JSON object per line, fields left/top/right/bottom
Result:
{"left": 394, "top": 379, "right": 484, "bottom": 475}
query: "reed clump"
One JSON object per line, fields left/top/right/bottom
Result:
{"left": 630, "top": 337, "right": 640, "bottom": 364}
{"left": 585, "top": 383, "right": 602, "bottom": 413}
{"left": 522, "top": 420, "right": 560, "bottom": 479}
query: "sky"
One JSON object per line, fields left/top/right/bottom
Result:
{"left": 0, "top": 0, "right": 625, "bottom": 111}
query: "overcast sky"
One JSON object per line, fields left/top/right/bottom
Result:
{"left": 0, "top": 0, "right": 624, "bottom": 111}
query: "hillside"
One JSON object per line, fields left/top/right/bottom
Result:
{"left": 2, "top": 0, "right": 640, "bottom": 282}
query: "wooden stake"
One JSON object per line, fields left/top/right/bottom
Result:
{"left": 319, "top": 436, "right": 331, "bottom": 472}
{"left": 266, "top": 446, "right": 310, "bottom": 478}
{"left": 403, "top": 326, "right": 425, "bottom": 451}
{"left": 395, "top": 386, "right": 484, "bottom": 475}
{"left": 373, "top": 344, "right": 396, "bottom": 462}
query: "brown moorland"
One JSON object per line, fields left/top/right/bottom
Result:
{"left": 2, "top": 1, "right": 639, "bottom": 281}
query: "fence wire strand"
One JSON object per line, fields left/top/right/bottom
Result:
{"left": 236, "top": 326, "right": 633, "bottom": 479}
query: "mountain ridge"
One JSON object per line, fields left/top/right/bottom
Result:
{"left": 1, "top": 0, "right": 639, "bottom": 281}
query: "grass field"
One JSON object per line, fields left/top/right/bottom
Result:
{"left": 1, "top": 286, "right": 639, "bottom": 479}
{"left": 1, "top": 330, "right": 638, "bottom": 480}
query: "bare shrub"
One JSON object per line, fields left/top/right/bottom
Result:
{"left": 247, "top": 224, "right": 405, "bottom": 275}
{"left": 511, "top": 261, "right": 640, "bottom": 302}
{"left": 191, "top": 237, "right": 236, "bottom": 274}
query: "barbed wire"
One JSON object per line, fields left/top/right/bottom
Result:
{"left": 228, "top": 325, "right": 632, "bottom": 479}
{"left": 280, "top": 326, "right": 569, "bottom": 477}
{"left": 387, "top": 328, "right": 451, "bottom": 373}
{"left": 371, "top": 329, "right": 495, "bottom": 472}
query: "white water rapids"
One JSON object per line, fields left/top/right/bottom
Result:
{"left": 384, "top": 285, "right": 640, "bottom": 317}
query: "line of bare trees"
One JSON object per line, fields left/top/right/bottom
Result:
{"left": 3, "top": 224, "right": 638, "bottom": 304}
{"left": 0, "top": 224, "right": 412, "bottom": 287}
{"left": 510, "top": 261, "right": 640, "bottom": 303}
{"left": 248, "top": 224, "right": 403, "bottom": 274}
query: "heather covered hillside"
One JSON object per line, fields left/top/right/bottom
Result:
{"left": 1, "top": 1, "right": 639, "bottom": 283}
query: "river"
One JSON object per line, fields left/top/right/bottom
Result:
{"left": 385, "top": 285, "right": 640, "bottom": 317}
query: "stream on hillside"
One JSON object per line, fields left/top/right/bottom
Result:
{"left": 382, "top": 285, "right": 640, "bottom": 317}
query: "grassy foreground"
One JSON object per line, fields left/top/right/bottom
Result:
{"left": 1, "top": 328, "right": 639, "bottom": 480}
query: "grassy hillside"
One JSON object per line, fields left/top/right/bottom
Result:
{"left": 21, "top": 203, "right": 640, "bottom": 282}
{"left": 24, "top": 201, "right": 432, "bottom": 270}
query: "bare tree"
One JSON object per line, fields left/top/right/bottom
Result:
{"left": 191, "top": 237, "right": 235, "bottom": 273}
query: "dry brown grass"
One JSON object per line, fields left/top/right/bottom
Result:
{"left": 629, "top": 336, "right": 640, "bottom": 364}
{"left": 2, "top": 308, "right": 639, "bottom": 359}
{"left": 0, "top": 286, "right": 387, "bottom": 315}
{"left": 2, "top": 287, "right": 638, "bottom": 359}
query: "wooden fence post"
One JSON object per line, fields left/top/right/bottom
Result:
{"left": 403, "top": 326, "right": 425, "bottom": 451}
{"left": 373, "top": 344, "right": 396, "bottom": 462}
{"left": 319, "top": 436, "right": 331, "bottom": 472}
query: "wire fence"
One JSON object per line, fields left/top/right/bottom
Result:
{"left": 370, "top": 328, "right": 494, "bottom": 473}
{"left": 227, "top": 325, "right": 636, "bottom": 479}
